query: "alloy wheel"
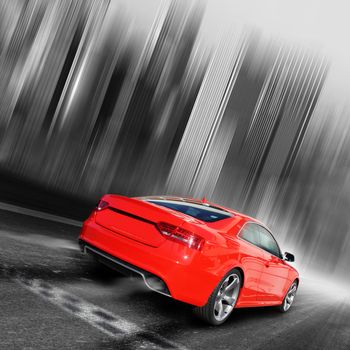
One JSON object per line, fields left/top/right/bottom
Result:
{"left": 283, "top": 282, "right": 297, "bottom": 311}
{"left": 213, "top": 273, "right": 240, "bottom": 321}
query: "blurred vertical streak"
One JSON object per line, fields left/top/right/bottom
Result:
{"left": 239, "top": 51, "right": 328, "bottom": 212}
{"left": 79, "top": 0, "right": 172, "bottom": 195}
{"left": 89, "top": 0, "right": 207, "bottom": 196}
{"left": 270, "top": 99, "right": 350, "bottom": 279}
{"left": 166, "top": 26, "right": 248, "bottom": 196}
{"left": 43, "top": 0, "right": 113, "bottom": 191}
{"left": 0, "top": 0, "right": 46, "bottom": 144}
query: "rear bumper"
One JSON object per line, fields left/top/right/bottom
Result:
{"left": 79, "top": 239, "right": 171, "bottom": 297}
{"left": 79, "top": 217, "right": 220, "bottom": 306}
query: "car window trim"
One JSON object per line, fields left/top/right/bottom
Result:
{"left": 237, "top": 221, "right": 283, "bottom": 259}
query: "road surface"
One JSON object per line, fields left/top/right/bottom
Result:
{"left": 0, "top": 207, "right": 349, "bottom": 350}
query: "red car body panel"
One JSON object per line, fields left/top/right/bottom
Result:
{"left": 79, "top": 194, "right": 299, "bottom": 307}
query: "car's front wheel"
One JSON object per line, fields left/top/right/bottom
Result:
{"left": 194, "top": 269, "right": 242, "bottom": 325}
{"left": 279, "top": 280, "right": 298, "bottom": 312}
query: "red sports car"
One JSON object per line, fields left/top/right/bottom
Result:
{"left": 79, "top": 195, "right": 299, "bottom": 325}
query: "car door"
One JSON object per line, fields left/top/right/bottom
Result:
{"left": 256, "top": 226, "right": 290, "bottom": 302}
{"left": 236, "top": 223, "right": 266, "bottom": 304}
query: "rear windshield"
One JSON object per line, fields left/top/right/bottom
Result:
{"left": 146, "top": 200, "right": 232, "bottom": 222}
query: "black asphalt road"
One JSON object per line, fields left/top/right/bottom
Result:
{"left": 0, "top": 208, "right": 349, "bottom": 350}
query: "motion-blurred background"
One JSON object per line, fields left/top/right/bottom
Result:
{"left": 0, "top": 0, "right": 349, "bottom": 288}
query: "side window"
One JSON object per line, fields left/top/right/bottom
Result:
{"left": 239, "top": 224, "right": 260, "bottom": 246}
{"left": 258, "top": 226, "right": 281, "bottom": 258}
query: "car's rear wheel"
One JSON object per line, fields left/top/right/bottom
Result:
{"left": 194, "top": 269, "right": 242, "bottom": 325}
{"left": 279, "top": 280, "right": 298, "bottom": 312}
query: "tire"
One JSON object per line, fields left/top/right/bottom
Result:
{"left": 193, "top": 269, "right": 242, "bottom": 325}
{"left": 278, "top": 280, "right": 298, "bottom": 313}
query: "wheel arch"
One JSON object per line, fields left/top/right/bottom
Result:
{"left": 220, "top": 264, "right": 245, "bottom": 289}
{"left": 234, "top": 266, "right": 244, "bottom": 288}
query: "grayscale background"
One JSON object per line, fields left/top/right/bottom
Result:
{"left": 0, "top": 1, "right": 349, "bottom": 349}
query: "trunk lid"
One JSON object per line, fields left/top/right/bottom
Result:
{"left": 95, "top": 195, "right": 186, "bottom": 247}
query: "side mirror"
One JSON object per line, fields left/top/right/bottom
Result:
{"left": 283, "top": 252, "right": 295, "bottom": 262}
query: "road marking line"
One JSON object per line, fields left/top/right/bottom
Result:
{"left": 15, "top": 275, "right": 188, "bottom": 350}
{"left": 0, "top": 201, "right": 82, "bottom": 227}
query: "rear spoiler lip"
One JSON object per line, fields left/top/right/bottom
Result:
{"left": 107, "top": 206, "right": 156, "bottom": 226}
{"left": 103, "top": 194, "right": 204, "bottom": 225}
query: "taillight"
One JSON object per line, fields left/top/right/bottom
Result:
{"left": 157, "top": 222, "right": 204, "bottom": 250}
{"left": 97, "top": 200, "right": 109, "bottom": 211}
